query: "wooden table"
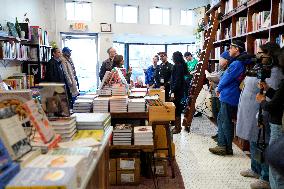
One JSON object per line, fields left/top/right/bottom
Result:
{"left": 110, "top": 112, "right": 148, "bottom": 125}
{"left": 80, "top": 127, "right": 112, "bottom": 189}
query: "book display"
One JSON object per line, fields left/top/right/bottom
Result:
{"left": 73, "top": 112, "right": 111, "bottom": 131}
{"left": 134, "top": 126, "right": 153, "bottom": 145}
{"left": 112, "top": 124, "right": 132, "bottom": 145}
{"left": 49, "top": 117, "right": 77, "bottom": 142}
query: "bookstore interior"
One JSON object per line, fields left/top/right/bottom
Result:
{"left": 0, "top": 0, "right": 284, "bottom": 189}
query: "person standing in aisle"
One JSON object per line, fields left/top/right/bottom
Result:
{"left": 45, "top": 48, "right": 65, "bottom": 83}
{"left": 170, "top": 51, "right": 187, "bottom": 134}
{"left": 155, "top": 52, "right": 173, "bottom": 101}
{"left": 237, "top": 42, "right": 283, "bottom": 189}
{"left": 145, "top": 55, "right": 159, "bottom": 88}
{"left": 256, "top": 47, "right": 284, "bottom": 189}
{"left": 99, "top": 47, "right": 117, "bottom": 81}
{"left": 61, "top": 47, "right": 80, "bottom": 108}
{"left": 209, "top": 40, "right": 252, "bottom": 156}
{"left": 112, "top": 55, "right": 132, "bottom": 83}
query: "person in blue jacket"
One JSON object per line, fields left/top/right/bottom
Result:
{"left": 145, "top": 55, "right": 159, "bottom": 88}
{"left": 209, "top": 40, "right": 252, "bottom": 156}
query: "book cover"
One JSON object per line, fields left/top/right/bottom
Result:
{"left": 22, "top": 100, "right": 56, "bottom": 144}
{"left": 39, "top": 83, "right": 70, "bottom": 117}
{"left": 7, "top": 22, "right": 18, "bottom": 37}
{"left": 6, "top": 167, "right": 77, "bottom": 189}
{"left": 0, "top": 115, "right": 31, "bottom": 160}
{"left": 72, "top": 130, "right": 104, "bottom": 142}
{"left": 0, "top": 162, "right": 20, "bottom": 189}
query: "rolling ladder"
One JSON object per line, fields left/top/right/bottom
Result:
{"left": 183, "top": 9, "right": 220, "bottom": 130}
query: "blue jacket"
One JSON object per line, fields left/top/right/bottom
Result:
{"left": 145, "top": 65, "right": 159, "bottom": 86}
{"left": 218, "top": 53, "right": 252, "bottom": 106}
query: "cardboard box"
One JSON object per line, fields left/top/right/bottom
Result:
{"left": 148, "top": 102, "right": 175, "bottom": 123}
{"left": 148, "top": 89, "right": 165, "bottom": 102}
{"left": 109, "top": 171, "right": 116, "bottom": 185}
{"left": 117, "top": 169, "right": 140, "bottom": 185}
{"left": 152, "top": 160, "right": 167, "bottom": 177}
{"left": 117, "top": 158, "right": 140, "bottom": 171}
{"left": 109, "top": 159, "right": 116, "bottom": 172}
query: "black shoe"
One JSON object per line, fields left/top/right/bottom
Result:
{"left": 193, "top": 112, "right": 202, "bottom": 117}
{"left": 211, "top": 134, "right": 218, "bottom": 139}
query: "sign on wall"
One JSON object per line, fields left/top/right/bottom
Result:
{"left": 70, "top": 23, "right": 88, "bottom": 31}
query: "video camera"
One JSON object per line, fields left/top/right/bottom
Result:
{"left": 246, "top": 55, "right": 273, "bottom": 81}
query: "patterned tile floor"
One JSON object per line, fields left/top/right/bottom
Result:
{"left": 174, "top": 115, "right": 255, "bottom": 189}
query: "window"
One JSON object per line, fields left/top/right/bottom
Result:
{"left": 113, "top": 42, "right": 125, "bottom": 56}
{"left": 150, "top": 7, "right": 170, "bottom": 25}
{"left": 115, "top": 5, "right": 138, "bottom": 23}
{"left": 180, "top": 10, "right": 194, "bottom": 25}
{"left": 129, "top": 45, "right": 165, "bottom": 84}
{"left": 66, "top": 1, "right": 92, "bottom": 21}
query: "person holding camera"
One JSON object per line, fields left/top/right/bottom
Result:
{"left": 209, "top": 40, "right": 252, "bottom": 156}
{"left": 256, "top": 47, "right": 284, "bottom": 189}
{"left": 237, "top": 42, "right": 283, "bottom": 189}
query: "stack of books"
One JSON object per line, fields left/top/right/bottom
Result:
{"left": 134, "top": 126, "right": 153, "bottom": 145}
{"left": 110, "top": 96, "right": 128, "bottom": 112}
{"left": 111, "top": 84, "right": 127, "bottom": 96}
{"left": 73, "top": 99, "right": 94, "bottom": 113}
{"left": 49, "top": 117, "right": 77, "bottom": 142}
{"left": 128, "top": 98, "right": 146, "bottom": 112}
{"left": 97, "top": 86, "right": 112, "bottom": 96}
{"left": 73, "top": 113, "right": 111, "bottom": 131}
{"left": 113, "top": 124, "right": 132, "bottom": 145}
{"left": 93, "top": 97, "right": 109, "bottom": 113}
{"left": 129, "top": 88, "right": 147, "bottom": 98}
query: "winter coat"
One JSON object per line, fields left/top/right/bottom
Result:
{"left": 217, "top": 53, "right": 252, "bottom": 106}
{"left": 236, "top": 67, "right": 284, "bottom": 142}
{"left": 145, "top": 65, "right": 159, "bottom": 86}
{"left": 60, "top": 56, "right": 79, "bottom": 97}
{"left": 44, "top": 57, "right": 65, "bottom": 83}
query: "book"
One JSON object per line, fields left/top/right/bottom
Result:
{"left": 58, "top": 138, "right": 101, "bottom": 148}
{"left": 0, "top": 115, "right": 31, "bottom": 160}
{"left": 0, "top": 163, "right": 20, "bottom": 189}
{"left": 38, "top": 83, "right": 70, "bottom": 117}
{"left": 0, "top": 138, "right": 12, "bottom": 170}
{"left": 6, "top": 167, "right": 77, "bottom": 189}
{"left": 72, "top": 130, "right": 104, "bottom": 142}
{"left": 7, "top": 22, "right": 18, "bottom": 37}
{"left": 22, "top": 100, "right": 57, "bottom": 144}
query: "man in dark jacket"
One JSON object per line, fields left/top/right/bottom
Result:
{"left": 155, "top": 52, "right": 173, "bottom": 101}
{"left": 45, "top": 48, "right": 65, "bottom": 83}
{"left": 209, "top": 40, "right": 252, "bottom": 156}
{"left": 99, "top": 47, "right": 116, "bottom": 81}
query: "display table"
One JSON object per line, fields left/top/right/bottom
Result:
{"left": 110, "top": 112, "right": 148, "bottom": 125}
{"left": 80, "top": 127, "right": 112, "bottom": 189}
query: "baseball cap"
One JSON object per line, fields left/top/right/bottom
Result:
{"left": 62, "top": 47, "right": 72, "bottom": 53}
{"left": 158, "top": 52, "right": 167, "bottom": 56}
{"left": 184, "top": 52, "right": 192, "bottom": 57}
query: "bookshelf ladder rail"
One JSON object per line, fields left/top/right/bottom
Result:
{"left": 182, "top": 10, "right": 220, "bottom": 129}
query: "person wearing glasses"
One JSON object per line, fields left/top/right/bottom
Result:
{"left": 154, "top": 52, "right": 173, "bottom": 101}
{"left": 209, "top": 40, "right": 252, "bottom": 156}
{"left": 236, "top": 42, "right": 283, "bottom": 189}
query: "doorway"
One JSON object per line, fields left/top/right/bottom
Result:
{"left": 61, "top": 33, "right": 98, "bottom": 92}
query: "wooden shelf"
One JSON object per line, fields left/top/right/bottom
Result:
{"left": 206, "top": 1, "right": 222, "bottom": 15}
{"left": 0, "top": 36, "right": 29, "bottom": 42}
{"left": 21, "top": 42, "right": 51, "bottom": 48}
{"left": 213, "top": 38, "right": 231, "bottom": 46}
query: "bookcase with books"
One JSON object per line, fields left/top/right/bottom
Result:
{"left": 204, "top": 0, "right": 284, "bottom": 150}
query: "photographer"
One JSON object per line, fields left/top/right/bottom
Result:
{"left": 237, "top": 42, "right": 283, "bottom": 189}
{"left": 256, "top": 47, "right": 284, "bottom": 189}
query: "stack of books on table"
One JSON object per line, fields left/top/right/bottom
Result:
{"left": 110, "top": 96, "right": 128, "bottom": 112}
{"left": 49, "top": 117, "right": 77, "bottom": 142}
{"left": 93, "top": 97, "right": 109, "bottom": 113}
{"left": 128, "top": 98, "right": 146, "bottom": 112}
{"left": 97, "top": 86, "right": 112, "bottom": 96}
{"left": 73, "top": 99, "right": 94, "bottom": 113}
{"left": 73, "top": 113, "right": 111, "bottom": 131}
{"left": 111, "top": 84, "right": 127, "bottom": 96}
{"left": 112, "top": 124, "right": 132, "bottom": 145}
{"left": 134, "top": 126, "right": 153, "bottom": 145}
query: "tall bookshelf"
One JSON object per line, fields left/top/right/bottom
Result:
{"left": 206, "top": 0, "right": 284, "bottom": 59}
{"left": 204, "top": 0, "right": 284, "bottom": 151}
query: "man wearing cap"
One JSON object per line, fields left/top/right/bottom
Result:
{"left": 154, "top": 52, "right": 173, "bottom": 101}
{"left": 61, "top": 47, "right": 79, "bottom": 108}
{"left": 99, "top": 47, "right": 117, "bottom": 81}
{"left": 209, "top": 40, "right": 252, "bottom": 156}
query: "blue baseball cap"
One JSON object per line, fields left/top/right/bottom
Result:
{"left": 62, "top": 47, "right": 72, "bottom": 53}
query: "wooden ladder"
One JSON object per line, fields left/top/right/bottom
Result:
{"left": 182, "top": 9, "right": 220, "bottom": 130}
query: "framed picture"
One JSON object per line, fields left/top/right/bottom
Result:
{"left": 100, "top": 23, "right": 111, "bottom": 32}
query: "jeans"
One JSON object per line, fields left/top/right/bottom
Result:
{"left": 269, "top": 123, "right": 284, "bottom": 189}
{"left": 250, "top": 141, "right": 269, "bottom": 181}
{"left": 212, "top": 97, "right": 220, "bottom": 120}
{"left": 217, "top": 102, "right": 237, "bottom": 151}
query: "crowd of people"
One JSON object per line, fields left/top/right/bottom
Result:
{"left": 45, "top": 42, "right": 284, "bottom": 189}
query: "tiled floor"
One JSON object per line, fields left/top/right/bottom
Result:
{"left": 174, "top": 115, "right": 255, "bottom": 189}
